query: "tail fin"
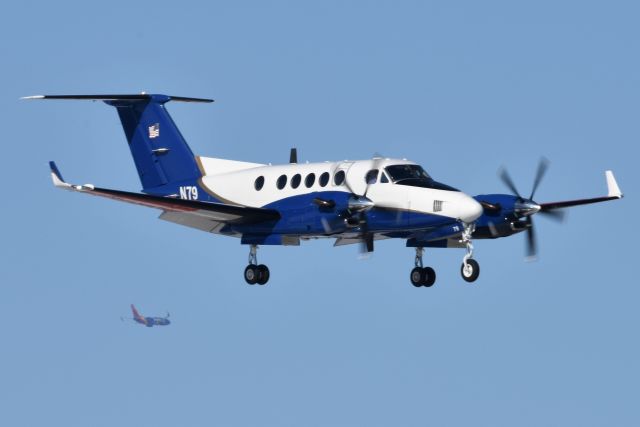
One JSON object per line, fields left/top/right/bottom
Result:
{"left": 24, "top": 94, "right": 213, "bottom": 192}
{"left": 130, "top": 304, "right": 145, "bottom": 322}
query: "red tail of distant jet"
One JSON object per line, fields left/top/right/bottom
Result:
{"left": 127, "top": 304, "right": 170, "bottom": 327}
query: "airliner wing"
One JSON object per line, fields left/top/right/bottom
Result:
{"left": 49, "top": 162, "right": 280, "bottom": 225}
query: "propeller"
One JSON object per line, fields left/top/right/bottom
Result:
{"left": 342, "top": 157, "right": 385, "bottom": 255}
{"left": 359, "top": 158, "right": 387, "bottom": 254}
{"left": 498, "top": 157, "right": 566, "bottom": 259}
{"left": 317, "top": 156, "right": 391, "bottom": 255}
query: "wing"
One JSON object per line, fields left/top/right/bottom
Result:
{"left": 49, "top": 162, "right": 280, "bottom": 227}
{"left": 539, "top": 170, "right": 623, "bottom": 210}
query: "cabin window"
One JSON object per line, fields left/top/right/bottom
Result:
{"left": 276, "top": 174, "right": 287, "bottom": 190}
{"left": 319, "top": 172, "right": 330, "bottom": 187}
{"left": 291, "top": 173, "right": 302, "bottom": 189}
{"left": 254, "top": 176, "right": 265, "bottom": 191}
{"left": 333, "top": 170, "right": 345, "bottom": 186}
{"left": 365, "top": 169, "right": 378, "bottom": 184}
{"left": 305, "top": 173, "right": 316, "bottom": 188}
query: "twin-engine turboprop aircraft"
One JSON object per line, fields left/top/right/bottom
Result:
{"left": 26, "top": 93, "right": 623, "bottom": 287}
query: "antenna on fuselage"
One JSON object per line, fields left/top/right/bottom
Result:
{"left": 289, "top": 148, "right": 298, "bottom": 164}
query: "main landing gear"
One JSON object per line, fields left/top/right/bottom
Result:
{"left": 244, "top": 245, "right": 270, "bottom": 285}
{"left": 460, "top": 223, "right": 480, "bottom": 283}
{"left": 407, "top": 223, "right": 480, "bottom": 287}
{"left": 410, "top": 247, "right": 436, "bottom": 287}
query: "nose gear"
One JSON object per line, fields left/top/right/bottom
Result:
{"left": 460, "top": 223, "right": 480, "bottom": 282}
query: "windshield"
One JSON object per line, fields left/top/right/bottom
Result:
{"left": 385, "top": 164, "right": 431, "bottom": 181}
{"left": 385, "top": 164, "right": 459, "bottom": 192}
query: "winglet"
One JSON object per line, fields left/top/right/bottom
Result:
{"left": 49, "top": 161, "right": 72, "bottom": 189}
{"left": 605, "top": 171, "right": 623, "bottom": 198}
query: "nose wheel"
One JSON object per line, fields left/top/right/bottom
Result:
{"left": 460, "top": 223, "right": 480, "bottom": 283}
{"left": 460, "top": 259, "right": 480, "bottom": 282}
{"left": 409, "top": 247, "right": 437, "bottom": 287}
{"left": 244, "top": 245, "right": 270, "bottom": 285}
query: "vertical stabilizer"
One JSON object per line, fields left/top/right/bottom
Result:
{"left": 130, "top": 304, "right": 146, "bottom": 324}
{"left": 106, "top": 95, "right": 211, "bottom": 191}
{"left": 23, "top": 94, "right": 213, "bottom": 193}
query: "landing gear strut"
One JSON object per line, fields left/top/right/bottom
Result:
{"left": 409, "top": 247, "right": 436, "bottom": 287}
{"left": 460, "top": 223, "right": 480, "bottom": 283}
{"left": 244, "top": 245, "right": 270, "bottom": 285}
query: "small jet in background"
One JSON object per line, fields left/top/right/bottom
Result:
{"left": 123, "top": 304, "right": 170, "bottom": 327}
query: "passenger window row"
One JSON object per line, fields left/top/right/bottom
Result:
{"left": 254, "top": 169, "right": 387, "bottom": 191}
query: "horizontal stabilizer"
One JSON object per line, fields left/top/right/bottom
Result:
{"left": 22, "top": 94, "right": 213, "bottom": 103}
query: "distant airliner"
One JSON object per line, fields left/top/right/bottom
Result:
{"left": 125, "top": 304, "right": 170, "bottom": 327}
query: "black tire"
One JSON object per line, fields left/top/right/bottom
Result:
{"left": 256, "top": 264, "right": 270, "bottom": 285}
{"left": 460, "top": 259, "right": 480, "bottom": 283}
{"left": 410, "top": 267, "right": 424, "bottom": 287}
{"left": 244, "top": 265, "right": 258, "bottom": 285}
{"left": 423, "top": 267, "right": 436, "bottom": 287}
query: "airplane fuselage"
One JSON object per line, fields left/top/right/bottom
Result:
{"left": 151, "top": 156, "right": 484, "bottom": 246}
{"left": 134, "top": 317, "right": 170, "bottom": 327}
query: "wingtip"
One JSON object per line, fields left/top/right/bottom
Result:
{"left": 20, "top": 95, "right": 44, "bottom": 100}
{"left": 49, "top": 161, "right": 71, "bottom": 189}
{"left": 605, "top": 170, "right": 623, "bottom": 198}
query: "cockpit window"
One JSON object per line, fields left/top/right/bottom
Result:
{"left": 385, "top": 164, "right": 458, "bottom": 191}
{"left": 385, "top": 164, "right": 431, "bottom": 181}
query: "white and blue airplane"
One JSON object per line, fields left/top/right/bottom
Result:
{"left": 26, "top": 93, "right": 623, "bottom": 286}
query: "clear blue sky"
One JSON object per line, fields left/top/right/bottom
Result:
{"left": 1, "top": 1, "right": 637, "bottom": 426}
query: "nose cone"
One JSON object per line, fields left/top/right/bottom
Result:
{"left": 459, "top": 195, "right": 483, "bottom": 223}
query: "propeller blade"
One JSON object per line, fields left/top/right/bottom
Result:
{"left": 363, "top": 156, "right": 384, "bottom": 198}
{"left": 499, "top": 167, "right": 522, "bottom": 199}
{"left": 358, "top": 212, "right": 374, "bottom": 254}
{"left": 488, "top": 221, "right": 499, "bottom": 237}
{"left": 322, "top": 216, "right": 345, "bottom": 234}
{"left": 362, "top": 233, "right": 374, "bottom": 253}
{"left": 321, "top": 217, "right": 333, "bottom": 234}
{"left": 529, "top": 157, "right": 549, "bottom": 200}
{"left": 539, "top": 208, "right": 566, "bottom": 222}
{"left": 342, "top": 170, "right": 356, "bottom": 195}
{"left": 525, "top": 216, "right": 537, "bottom": 261}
